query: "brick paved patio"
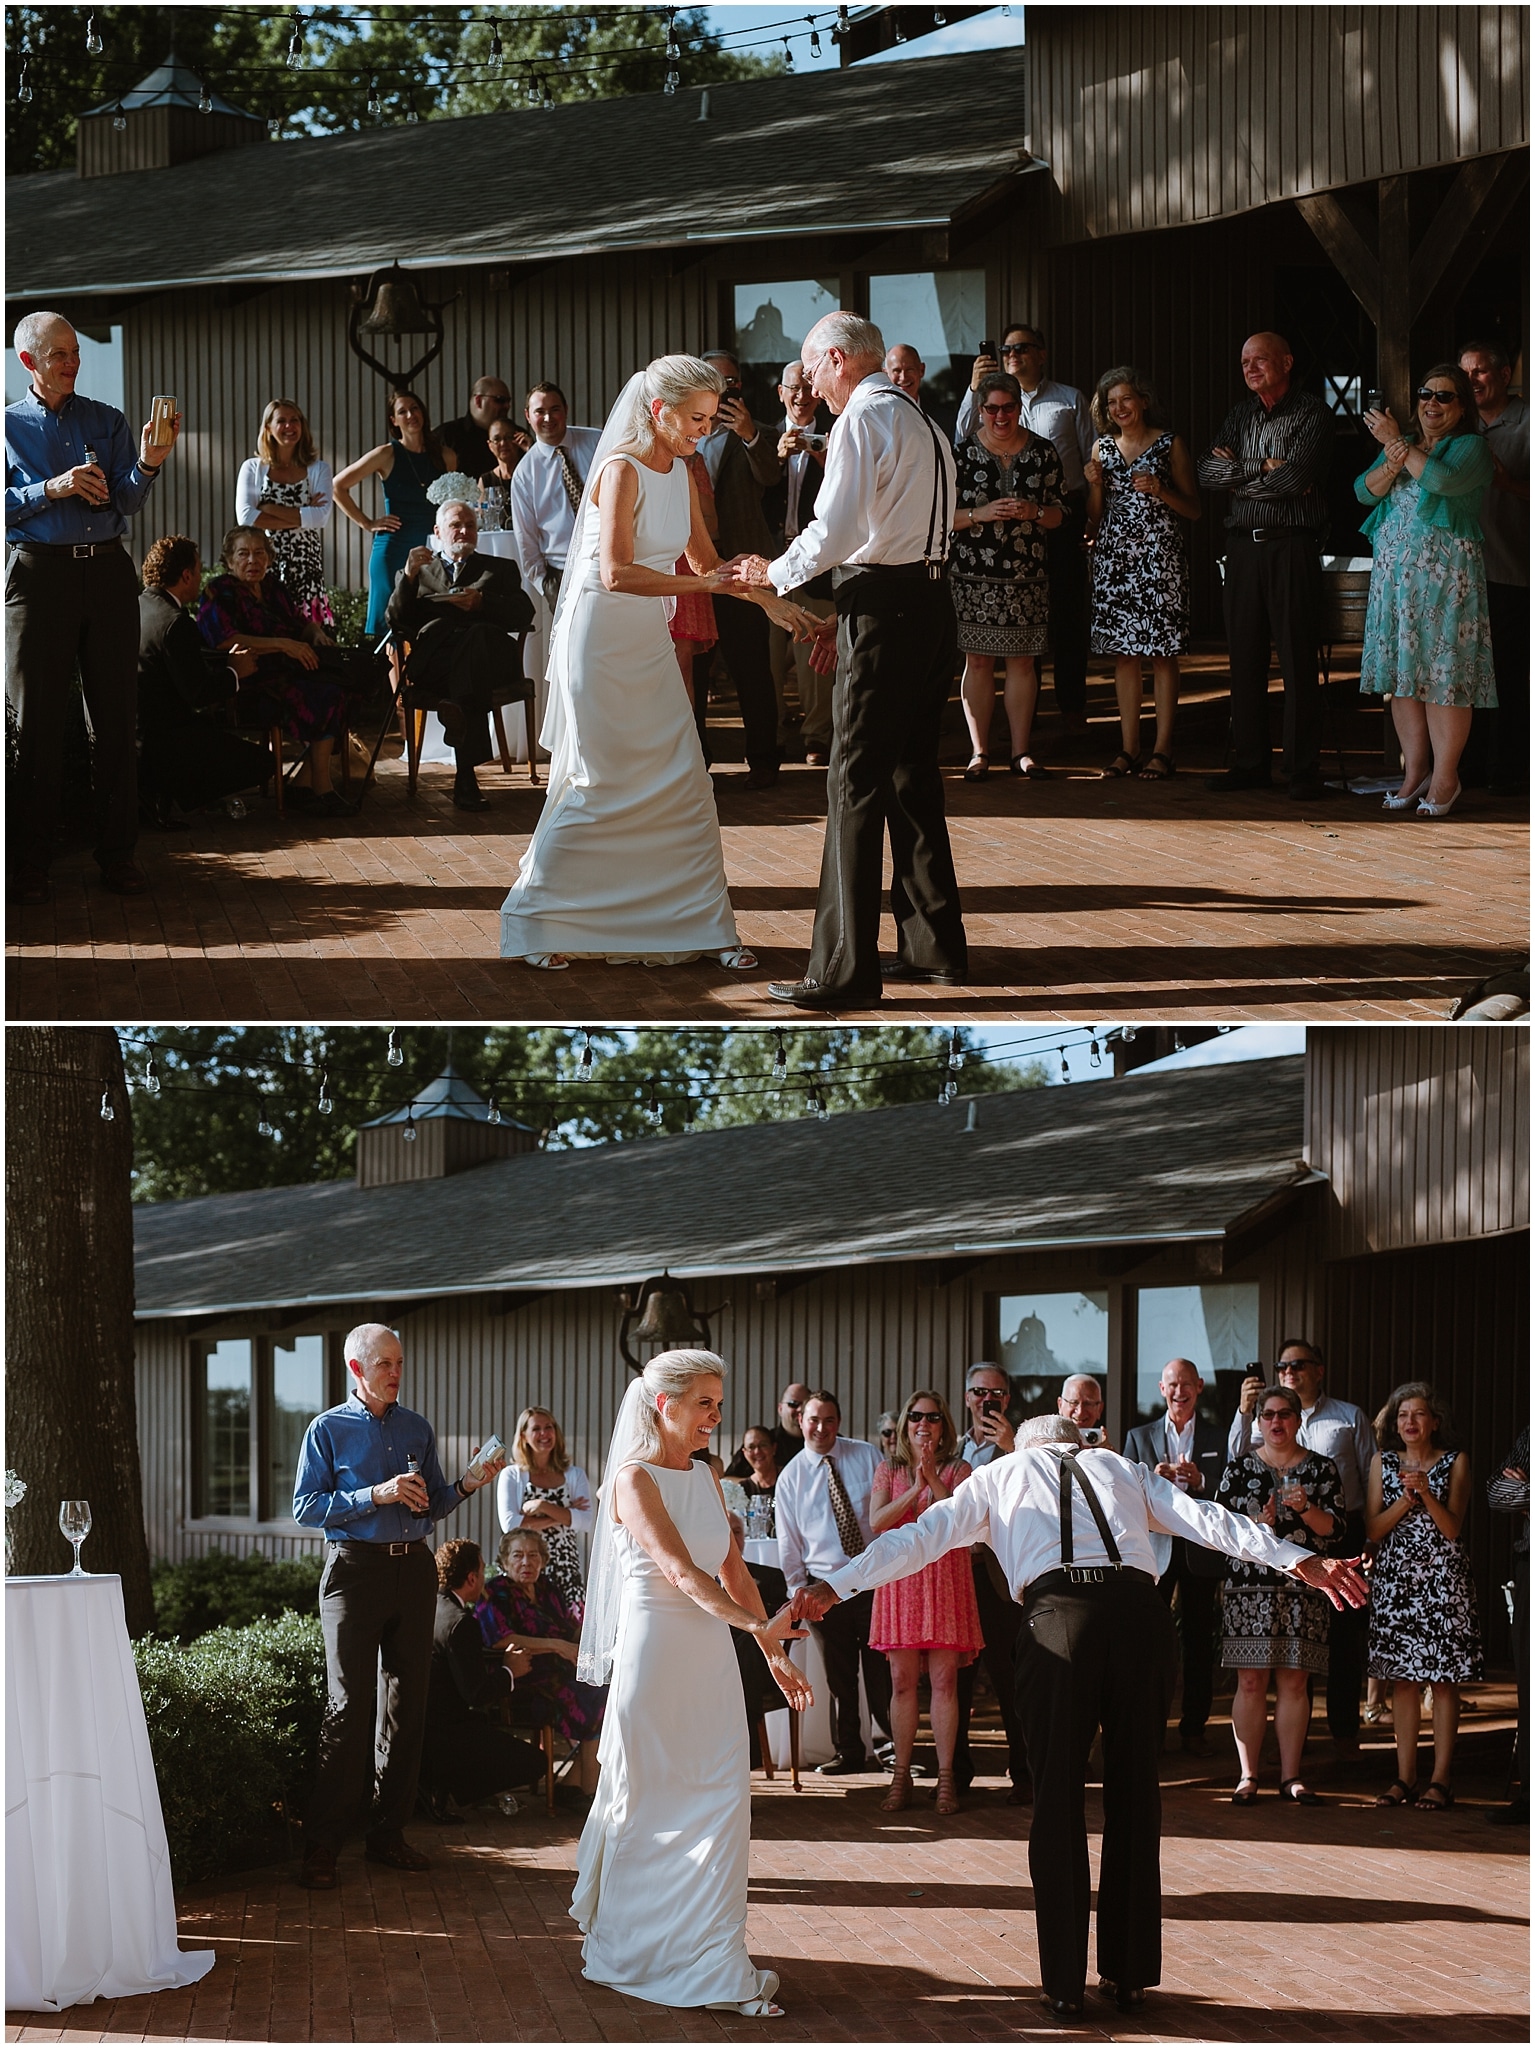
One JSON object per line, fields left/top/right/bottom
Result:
{"left": 6, "top": 663, "right": 1526, "bottom": 1023}
{"left": 8, "top": 1694, "right": 1526, "bottom": 2044}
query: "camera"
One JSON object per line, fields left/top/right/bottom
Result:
{"left": 800, "top": 431, "right": 827, "bottom": 452}
{"left": 1079, "top": 1426, "right": 1105, "bottom": 1447}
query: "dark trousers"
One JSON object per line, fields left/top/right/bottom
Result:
{"left": 954, "top": 1548, "right": 1030, "bottom": 1789}
{"left": 1222, "top": 530, "right": 1323, "bottom": 779}
{"left": 5, "top": 541, "right": 140, "bottom": 870}
{"left": 1511, "top": 1548, "right": 1529, "bottom": 1799}
{"left": 1156, "top": 1541, "right": 1217, "bottom": 1738}
{"left": 806, "top": 569, "right": 967, "bottom": 996}
{"left": 407, "top": 620, "right": 516, "bottom": 771}
{"left": 1325, "top": 1511, "right": 1369, "bottom": 1741}
{"left": 306, "top": 1543, "right": 437, "bottom": 1852}
{"left": 424, "top": 1715, "right": 545, "bottom": 1807}
{"left": 1043, "top": 501, "right": 1091, "bottom": 718}
{"left": 709, "top": 595, "right": 779, "bottom": 775}
{"left": 1018, "top": 1570, "right": 1179, "bottom": 2004}
{"left": 1486, "top": 581, "right": 1528, "bottom": 794}
{"left": 812, "top": 1587, "right": 892, "bottom": 1763}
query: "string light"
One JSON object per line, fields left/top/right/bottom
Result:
{"left": 892, "top": 12, "right": 908, "bottom": 43}
{"left": 1121, "top": 1026, "right": 1138, "bottom": 1044}
{"left": 809, "top": 21, "right": 822, "bottom": 56}
{"left": 834, "top": 6, "right": 851, "bottom": 42}
{"left": 805, "top": 1078, "right": 829, "bottom": 1122}
{"left": 285, "top": 14, "right": 304, "bottom": 67}
{"left": 933, "top": 6, "right": 947, "bottom": 20}
{"left": 366, "top": 75, "right": 382, "bottom": 117}
{"left": 683, "top": 1093, "right": 698, "bottom": 1134}
{"left": 1173, "top": 1032, "right": 1186, "bottom": 1052}
{"left": 770, "top": 1031, "right": 788, "bottom": 1084}
{"left": 197, "top": 79, "right": 212, "bottom": 113}
{"left": 645, "top": 1078, "right": 663, "bottom": 1127}
{"left": 1089, "top": 1038, "right": 1102, "bottom": 1068}
{"left": 525, "top": 72, "right": 541, "bottom": 105}
{"left": 386, "top": 1028, "right": 404, "bottom": 1068}
{"left": 781, "top": 36, "right": 795, "bottom": 71}
{"left": 317, "top": 1069, "right": 334, "bottom": 1116}
{"left": 17, "top": 57, "right": 32, "bottom": 105}
{"left": 488, "top": 22, "right": 504, "bottom": 70}
{"left": 939, "top": 1075, "right": 957, "bottom": 1105}
{"left": 664, "top": 65, "right": 679, "bottom": 94}
{"left": 111, "top": 101, "right": 127, "bottom": 132}
{"left": 267, "top": 114, "right": 282, "bottom": 137}
{"left": 405, "top": 94, "right": 419, "bottom": 123}
{"left": 143, "top": 1053, "right": 161, "bottom": 1096}
{"left": 947, "top": 1027, "right": 964, "bottom": 1072}
{"left": 85, "top": 13, "right": 103, "bottom": 54}
{"left": 487, "top": 1094, "right": 502, "bottom": 1126}
{"left": 256, "top": 1084, "right": 275, "bottom": 1138}
{"left": 664, "top": 10, "right": 680, "bottom": 60}
{"left": 99, "top": 1088, "right": 114, "bottom": 1123}
{"left": 1058, "top": 1044, "right": 1071, "bottom": 1079}
{"left": 577, "top": 1029, "right": 596, "bottom": 1076}
{"left": 542, "top": 82, "right": 556, "bottom": 111}
{"left": 402, "top": 1104, "right": 418, "bottom": 1143}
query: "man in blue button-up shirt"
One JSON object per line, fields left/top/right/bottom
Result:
{"left": 5, "top": 310, "right": 180, "bottom": 903}
{"left": 291, "top": 1322, "right": 504, "bottom": 1889}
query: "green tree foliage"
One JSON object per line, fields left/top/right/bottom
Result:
{"left": 8, "top": 4, "right": 778, "bottom": 173}
{"left": 151, "top": 1548, "right": 323, "bottom": 1642}
{"left": 122, "top": 1027, "right": 1047, "bottom": 1201}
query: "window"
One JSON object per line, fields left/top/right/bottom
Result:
{"left": 4, "top": 324, "right": 124, "bottom": 413}
{"left": 869, "top": 269, "right": 984, "bottom": 434}
{"left": 193, "top": 1332, "right": 335, "bottom": 1523}
{"left": 733, "top": 277, "right": 841, "bottom": 422}
{"left": 1133, "top": 1283, "right": 1260, "bottom": 1429}
{"left": 996, "top": 1290, "right": 1110, "bottom": 1415}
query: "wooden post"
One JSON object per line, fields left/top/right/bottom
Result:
{"left": 1376, "top": 175, "right": 1413, "bottom": 424}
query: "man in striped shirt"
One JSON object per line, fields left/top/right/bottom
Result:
{"left": 1198, "top": 333, "right": 1332, "bottom": 801}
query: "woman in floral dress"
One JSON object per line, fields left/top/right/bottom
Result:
{"left": 1366, "top": 1381, "right": 1481, "bottom": 1810}
{"left": 949, "top": 372, "right": 1064, "bottom": 781}
{"left": 235, "top": 399, "right": 335, "bottom": 627}
{"left": 1357, "top": 364, "right": 1496, "bottom": 817}
{"left": 495, "top": 1406, "right": 593, "bottom": 1611}
{"left": 1083, "top": 366, "right": 1200, "bottom": 780}
{"left": 868, "top": 1390, "right": 982, "bottom": 1816}
{"left": 477, "top": 1529, "right": 606, "bottom": 1796}
{"left": 1214, "top": 1385, "right": 1343, "bottom": 1804}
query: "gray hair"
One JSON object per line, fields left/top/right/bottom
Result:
{"left": 614, "top": 354, "right": 725, "bottom": 459}
{"left": 13, "top": 310, "right": 72, "bottom": 360}
{"left": 965, "top": 1360, "right": 1009, "bottom": 1390}
{"left": 1018, "top": 1415, "right": 1083, "bottom": 1449}
{"left": 803, "top": 312, "right": 885, "bottom": 366}
{"left": 343, "top": 1321, "right": 398, "bottom": 1370}
{"left": 434, "top": 499, "right": 478, "bottom": 528}
{"left": 1060, "top": 1374, "right": 1103, "bottom": 1399}
{"left": 632, "top": 1346, "right": 727, "bottom": 1460}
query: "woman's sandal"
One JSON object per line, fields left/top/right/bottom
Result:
{"left": 880, "top": 1765, "right": 914, "bottom": 1813}
{"left": 1103, "top": 750, "right": 1141, "bottom": 778}
{"left": 963, "top": 754, "right": 990, "bottom": 782}
{"left": 1139, "top": 752, "right": 1177, "bottom": 779}
{"left": 1418, "top": 1781, "right": 1455, "bottom": 1810}
{"left": 934, "top": 1767, "right": 960, "bottom": 1817}
{"left": 523, "top": 954, "right": 572, "bottom": 971}
{"left": 709, "top": 1971, "right": 783, "bottom": 2017}
{"left": 718, "top": 947, "right": 759, "bottom": 971}
{"left": 1279, "top": 1779, "right": 1321, "bottom": 1805}
{"left": 1230, "top": 1778, "right": 1259, "bottom": 1806}
{"left": 1010, "top": 756, "right": 1052, "bottom": 779}
{"left": 1375, "top": 1779, "right": 1419, "bottom": 1806}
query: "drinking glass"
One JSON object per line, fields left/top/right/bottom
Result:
{"left": 59, "top": 1499, "right": 91, "bottom": 1576}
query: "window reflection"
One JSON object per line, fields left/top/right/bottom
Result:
{"left": 199, "top": 1339, "right": 251, "bottom": 1517}
{"left": 1134, "top": 1284, "right": 1260, "bottom": 1428}
{"left": 997, "top": 1290, "right": 1109, "bottom": 1417}
{"left": 269, "top": 1334, "right": 327, "bottom": 1521}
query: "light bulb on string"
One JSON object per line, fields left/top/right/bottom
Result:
{"left": 525, "top": 73, "right": 541, "bottom": 106}
{"left": 405, "top": 94, "right": 419, "bottom": 124}
{"left": 488, "top": 22, "right": 504, "bottom": 70}
{"left": 197, "top": 79, "right": 212, "bottom": 113}
{"left": 770, "top": 1030, "right": 788, "bottom": 1084}
{"left": 99, "top": 1088, "right": 114, "bottom": 1123}
{"left": 267, "top": 114, "right": 282, "bottom": 138}
{"left": 366, "top": 75, "right": 382, "bottom": 117}
{"left": 85, "top": 13, "right": 103, "bottom": 54}
{"left": 892, "top": 12, "right": 907, "bottom": 44}
{"left": 781, "top": 36, "right": 795, "bottom": 72}
{"left": 807, "top": 1080, "right": 830, "bottom": 1122}
{"left": 663, "top": 66, "right": 679, "bottom": 94}
{"left": 1217, "top": 1023, "right": 1233, "bottom": 1034}
{"left": 947, "top": 1027, "right": 964, "bottom": 1072}
{"left": 487, "top": 1094, "right": 502, "bottom": 1126}
{"left": 286, "top": 14, "right": 304, "bottom": 67}
{"left": 664, "top": 10, "right": 680, "bottom": 60}
{"left": 17, "top": 58, "right": 32, "bottom": 105}
{"left": 402, "top": 1104, "right": 418, "bottom": 1143}
{"left": 386, "top": 1027, "right": 404, "bottom": 1068}
{"left": 1058, "top": 1044, "right": 1071, "bottom": 1080}
{"left": 317, "top": 1069, "right": 334, "bottom": 1116}
{"left": 1121, "top": 1025, "right": 1138, "bottom": 1044}
{"left": 939, "top": 1076, "right": 957, "bottom": 1105}
{"left": 834, "top": 6, "right": 851, "bottom": 42}
{"left": 542, "top": 83, "right": 556, "bottom": 111}
{"left": 683, "top": 1094, "right": 699, "bottom": 1134}
{"left": 576, "top": 1029, "right": 596, "bottom": 1076}
{"left": 1089, "top": 1038, "right": 1102, "bottom": 1068}
{"left": 809, "top": 21, "right": 822, "bottom": 57}
{"left": 645, "top": 1078, "right": 663, "bottom": 1128}
{"left": 143, "top": 1054, "right": 161, "bottom": 1097}
{"left": 1173, "top": 1032, "right": 1186, "bottom": 1051}
{"left": 933, "top": 6, "right": 947, "bottom": 21}
{"left": 111, "top": 101, "right": 127, "bottom": 131}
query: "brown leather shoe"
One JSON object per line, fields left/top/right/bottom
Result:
{"left": 300, "top": 1846, "right": 339, "bottom": 1890}
{"left": 98, "top": 860, "right": 149, "bottom": 896}
{"left": 365, "top": 1834, "right": 431, "bottom": 1872}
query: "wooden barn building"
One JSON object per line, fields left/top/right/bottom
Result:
{"left": 7, "top": 5, "right": 1527, "bottom": 634}
{"left": 129, "top": 1025, "right": 1528, "bottom": 1640}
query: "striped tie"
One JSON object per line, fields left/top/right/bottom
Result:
{"left": 825, "top": 1456, "right": 866, "bottom": 1559}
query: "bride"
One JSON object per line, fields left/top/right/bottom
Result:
{"left": 572, "top": 1349, "right": 812, "bottom": 2015}
{"left": 499, "top": 357, "right": 811, "bottom": 970}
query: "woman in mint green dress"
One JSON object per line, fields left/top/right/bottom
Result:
{"left": 1357, "top": 364, "right": 1495, "bottom": 818}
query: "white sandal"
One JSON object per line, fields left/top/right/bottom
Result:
{"left": 708, "top": 1971, "right": 782, "bottom": 2017}
{"left": 718, "top": 946, "right": 759, "bottom": 971}
{"left": 522, "top": 953, "right": 571, "bottom": 971}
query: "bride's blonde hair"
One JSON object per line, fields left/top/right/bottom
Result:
{"left": 612, "top": 355, "right": 725, "bottom": 457}
{"left": 631, "top": 1347, "right": 727, "bottom": 1459}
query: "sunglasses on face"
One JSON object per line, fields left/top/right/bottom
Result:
{"left": 1260, "top": 1409, "right": 1296, "bottom": 1423}
{"left": 908, "top": 1412, "right": 943, "bottom": 1425}
{"left": 981, "top": 404, "right": 1019, "bottom": 416}
{"left": 1416, "top": 389, "right": 1457, "bottom": 404}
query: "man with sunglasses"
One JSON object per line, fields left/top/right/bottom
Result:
{"left": 440, "top": 375, "right": 518, "bottom": 484}
{"left": 958, "top": 326, "right": 1096, "bottom": 727}
{"left": 1229, "top": 1340, "right": 1377, "bottom": 1756}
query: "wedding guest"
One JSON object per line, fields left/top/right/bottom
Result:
{"left": 1198, "top": 332, "right": 1331, "bottom": 799}
{"left": 477, "top": 417, "right": 525, "bottom": 533}
{"left": 1058, "top": 1373, "right": 1113, "bottom": 1449}
{"left": 1358, "top": 365, "right": 1496, "bottom": 817}
{"left": 1123, "top": 1360, "right": 1227, "bottom": 1757}
{"left": 235, "top": 399, "right": 335, "bottom": 627}
{"left": 735, "top": 1424, "right": 788, "bottom": 1610}
{"left": 952, "top": 1361, "right": 1029, "bottom": 1800}
{"left": 1486, "top": 1424, "right": 1529, "bottom": 1825}
{"left": 724, "top": 1379, "right": 808, "bottom": 1479}
{"left": 774, "top": 1388, "right": 894, "bottom": 1771}
{"left": 765, "top": 360, "right": 834, "bottom": 764}
{"left": 440, "top": 375, "right": 516, "bottom": 481}
{"left": 1367, "top": 1381, "right": 1481, "bottom": 1810}
{"left": 138, "top": 535, "right": 270, "bottom": 822}
{"left": 1214, "top": 1385, "right": 1343, "bottom": 1804}
{"left": 509, "top": 382, "right": 602, "bottom": 610}
{"left": 385, "top": 498, "right": 534, "bottom": 811}
{"left": 884, "top": 342, "right": 926, "bottom": 404}
{"left": 1459, "top": 340, "right": 1528, "bottom": 792}
{"left": 496, "top": 1405, "right": 594, "bottom": 1612}
{"left": 957, "top": 326, "right": 1095, "bottom": 725}
{"left": 1084, "top": 367, "right": 1199, "bottom": 780}
{"left": 196, "top": 526, "right": 351, "bottom": 816}
{"left": 333, "top": 389, "right": 446, "bottom": 639}
{"left": 669, "top": 450, "right": 719, "bottom": 709}
{"left": 477, "top": 1528, "right": 605, "bottom": 1797}
{"left": 951, "top": 370, "right": 1064, "bottom": 781}
{"left": 698, "top": 350, "right": 786, "bottom": 787}
{"left": 6, "top": 309, "right": 178, "bottom": 903}
{"left": 869, "top": 1391, "right": 981, "bottom": 1815}
{"left": 877, "top": 1411, "right": 899, "bottom": 1459}
{"left": 421, "top": 1538, "right": 544, "bottom": 1820}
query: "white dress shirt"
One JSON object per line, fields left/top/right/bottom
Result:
{"left": 954, "top": 378, "right": 1096, "bottom": 494}
{"left": 508, "top": 427, "right": 602, "bottom": 584}
{"left": 774, "top": 1436, "right": 881, "bottom": 1590}
{"left": 824, "top": 1446, "right": 1310, "bottom": 1605}
{"left": 769, "top": 373, "right": 958, "bottom": 594}
{"left": 1226, "top": 1393, "right": 1377, "bottom": 1515}
{"left": 1165, "top": 1415, "right": 1197, "bottom": 1470}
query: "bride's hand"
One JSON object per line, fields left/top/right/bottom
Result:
{"left": 766, "top": 1648, "right": 813, "bottom": 1714}
{"left": 756, "top": 592, "right": 814, "bottom": 634}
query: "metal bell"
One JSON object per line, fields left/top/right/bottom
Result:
{"left": 358, "top": 266, "right": 434, "bottom": 335}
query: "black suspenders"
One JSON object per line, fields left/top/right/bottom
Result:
{"left": 880, "top": 385, "right": 951, "bottom": 578}
{"left": 1056, "top": 1450, "right": 1124, "bottom": 1584}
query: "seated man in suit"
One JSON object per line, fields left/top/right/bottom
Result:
{"left": 137, "top": 534, "right": 271, "bottom": 824}
{"left": 1123, "top": 1358, "right": 1227, "bottom": 1757}
{"left": 422, "top": 1538, "right": 546, "bottom": 1819}
{"left": 386, "top": 499, "right": 534, "bottom": 811}
{"left": 764, "top": 361, "right": 836, "bottom": 766}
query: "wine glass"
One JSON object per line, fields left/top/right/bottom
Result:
{"left": 59, "top": 1500, "right": 91, "bottom": 1577}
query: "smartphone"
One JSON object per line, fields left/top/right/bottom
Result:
{"left": 1363, "top": 389, "right": 1385, "bottom": 415}
{"left": 149, "top": 394, "right": 177, "bottom": 446}
{"left": 979, "top": 340, "right": 996, "bottom": 361}
{"left": 462, "top": 1433, "right": 506, "bottom": 1485}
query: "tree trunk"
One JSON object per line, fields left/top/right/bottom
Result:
{"left": 5, "top": 1028, "right": 155, "bottom": 1635}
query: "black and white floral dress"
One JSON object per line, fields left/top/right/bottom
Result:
{"left": 1215, "top": 1451, "right": 1343, "bottom": 1673}
{"left": 1367, "top": 1452, "right": 1483, "bottom": 1684}
{"left": 949, "top": 435, "right": 1064, "bottom": 656}
{"left": 259, "top": 476, "right": 334, "bottom": 628}
{"left": 1089, "top": 432, "right": 1190, "bottom": 658}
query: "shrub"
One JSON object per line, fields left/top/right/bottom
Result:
{"left": 151, "top": 1548, "right": 322, "bottom": 1643}
{"left": 133, "top": 1610, "right": 328, "bottom": 1884}
{"left": 326, "top": 585, "right": 369, "bottom": 648}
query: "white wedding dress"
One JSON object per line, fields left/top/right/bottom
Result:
{"left": 571, "top": 1460, "right": 772, "bottom": 2009}
{"left": 498, "top": 454, "right": 741, "bottom": 963}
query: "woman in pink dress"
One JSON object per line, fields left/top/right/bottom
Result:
{"left": 869, "top": 1389, "right": 983, "bottom": 1815}
{"left": 669, "top": 452, "right": 719, "bottom": 708}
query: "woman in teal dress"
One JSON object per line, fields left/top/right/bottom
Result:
{"left": 332, "top": 390, "right": 450, "bottom": 638}
{"left": 1357, "top": 364, "right": 1496, "bottom": 818}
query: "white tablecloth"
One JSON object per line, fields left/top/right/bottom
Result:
{"left": 5, "top": 1575, "right": 215, "bottom": 2011}
{"left": 761, "top": 1625, "right": 875, "bottom": 1771}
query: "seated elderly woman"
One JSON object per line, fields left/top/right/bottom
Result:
{"left": 196, "top": 525, "right": 351, "bottom": 815}
{"left": 476, "top": 1528, "right": 605, "bottom": 1797}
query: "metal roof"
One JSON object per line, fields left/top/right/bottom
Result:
{"left": 359, "top": 1060, "right": 535, "bottom": 1129}
{"left": 83, "top": 53, "right": 258, "bottom": 122}
{"left": 10, "top": 48, "right": 1036, "bottom": 301}
{"left": 133, "top": 1056, "right": 1312, "bottom": 1320}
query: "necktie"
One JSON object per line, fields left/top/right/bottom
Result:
{"left": 825, "top": 1456, "right": 866, "bottom": 1559}
{"left": 555, "top": 445, "right": 585, "bottom": 515}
